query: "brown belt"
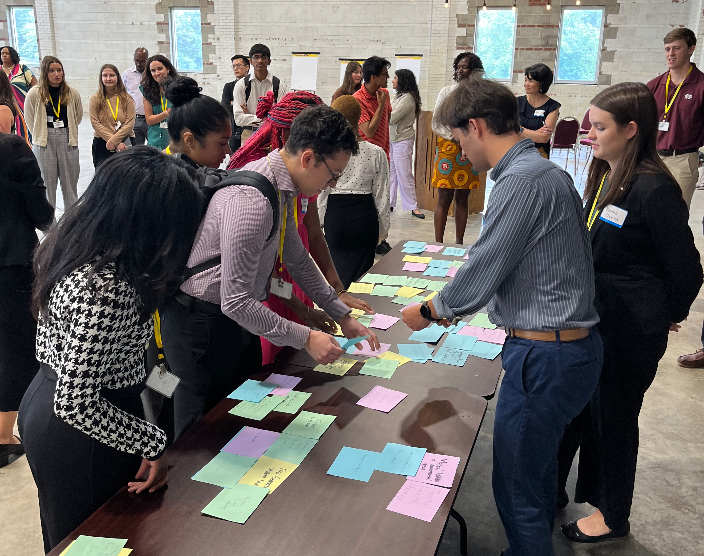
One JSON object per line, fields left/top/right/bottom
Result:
{"left": 506, "top": 328, "right": 589, "bottom": 342}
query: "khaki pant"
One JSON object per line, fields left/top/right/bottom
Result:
{"left": 660, "top": 152, "right": 699, "bottom": 209}
{"left": 241, "top": 128, "right": 254, "bottom": 142}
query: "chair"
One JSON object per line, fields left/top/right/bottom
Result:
{"left": 576, "top": 109, "right": 592, "bottom": 162}
{"left": 551, "top": 117, "right": 580, "bottom": 175}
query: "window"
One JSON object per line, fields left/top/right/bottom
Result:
{"left": 9, "top": 7, "right": 39, "bottom": 66}
{"left": 475, "top": 8, "right": 517, "bottom": 82}
{"left": 170, "top": 8, "right": 203, "bottom": 73}
{"left": 556, "top": 7, "right": 604, "bottom": 84}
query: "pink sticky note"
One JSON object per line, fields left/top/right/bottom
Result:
{"left": 463, "top": 253, "right": 469, "bottom": 260}
{"left": 477, "top": 329, "right": 507, "bottom": 345}
{"left": 370, "top": 313, "right": 400, "bottom": 330}
{"left": 399, "top": 302, "right": 421, "bottom": 313}
{"left": 407, "top": 453, "right": 461, "bottom": 488}
{"left": 347, "top": 342, "right": 391, "bottom": 357}
{"left": 265, "top": 373, "right": 303, "bottom": 396}
{"left": 387, "top": 479, "right": 451, "bottom": 522}
{"left": 221, "top": 427, "right": 280, "bottom": 458}
{"left": 423, "top": 245, "right": 443, "bottom": 253}
{"left": 357, "top": 385, "right": 408, "bottom": 413}
{"left": 447, "top": 266, "right": 458, "bottom": 277}
{"left": 403, "top": 262, "right": 428, "bottom": 272}
{"left": 458, "top": 325, "right": 484, "bottom": 337}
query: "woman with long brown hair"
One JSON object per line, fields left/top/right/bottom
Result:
{"left": 332, "top": 61, "right": 362, "bottom": 103}
{"left": 24, "top": 56, "right": 82, "bottom": 210}
{"left": 0, "top": 71, "right": 18, "bottom": 134}
{"left": 140, "top": 54, "right": 178, "bottom": 150}
{"left": 89, "top": 63, "right": 136, "bottom": 168}
{"left": 557, "top": 82, "right": 702, "bottom": 543}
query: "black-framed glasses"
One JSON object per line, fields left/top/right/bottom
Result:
{"left": 320, "top": 156, "right": 343, "bottom": 183}
{"left": 251, "top": 54, "right": 268, "bottom": 62}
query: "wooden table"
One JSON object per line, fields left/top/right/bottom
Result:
{"left": 47, "top": 240, "right": 501, "bottom": 556}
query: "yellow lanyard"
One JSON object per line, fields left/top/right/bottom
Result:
{"left": 587, "top": 172, "right": 609, "bottom": 231}
{"left": 294, "top": 197, "right": 299, "bottom": 228}
{"left": 107, "top": 96, "right": 119, "bottom": 121}
{"left": 49, "top": 96, "right": 60, "bottom": 119}
{"left": 664, "top": 66, "right": 692, "bottom": 120}
{"left": 160, "top": 95, "right": 169, "bottom": 114}
{"left": 153, "top": 309, "right": 164, "bottom": 360}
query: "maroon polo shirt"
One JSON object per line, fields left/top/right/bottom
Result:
{"left": 647, "top": 63, "right": 704, "bottom": 152}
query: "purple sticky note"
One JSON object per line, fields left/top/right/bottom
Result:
{"left": 370, "top": 314, "right": 400, "bottom": 331}
{"left": 463, "top": 253, "right": 469, "bottom": 260}
{"left": 346, "top": 342, "right": 392, "bottom": 357}
{"left": 447, "top": 266, "right": 458, "bottom": 277}
{"left": 399, "top": 302, "right": 421, "bottom": 313}
{"left": 423, "top": 245, "right": 443, "bottom": 253}
{"left": 221, "top": 427, "right": 280, "bottom": 458}
{"left": 265, "top": 373, "right": 303, "bottom": 396}
{"left": 403, "top": 262, "right": 428, "bottom": 272}
{"left": 387, "top": 479, "right": 451, "bottom": 522}
{"left": 357, "top": 385, "right": 408, "bottom": 413}
{"left": 457, "top": 325, "right": 486, "bottom": 338}
{"left": 407, "top": 453, "right": 461, "bottom": 488}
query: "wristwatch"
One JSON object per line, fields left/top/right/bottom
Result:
{"left": 420, "top": 301, "right": 442, "bottom": 322}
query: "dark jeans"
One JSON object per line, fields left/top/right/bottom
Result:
{"left": 133, "top": 115, "right": 148, "bottom": 146}
{"left": 557, "top": 329, "right": 668, "bottom": 530}
{"left": 493, "top": 328, "right": 602, "bottom": 556}
{"left": 92, "top": 136, "right": 135, "bottom": 169}
{"left": 160, "top": 297, "right": 262, "bottom": 440}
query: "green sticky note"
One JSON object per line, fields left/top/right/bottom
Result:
{"left": 359, "top": 273, "right": 389, "bottom": 284}
{"left": 283, "top": 411, "right": 336, "bottom": 439}
{"left": 449, "top": 261, "right": 465, "bottom": 269}
{"left": 275, "top": 390, "right": 311, "bottom": 414}
{"left": 357, "top": 314, "right": 374, "bottom": 327}
{"left": 425, "top": 280, "right": 449, "bottom": 292}
{"left": 64, "top": 536, "right": 127, "bottom": 556}
{"left": 382, "top": 275, "right": 409, "bottom": 286}
{"left": 229, "top": 395, "right": 283, "bottom": 421}
{"left": 372, "top": 285, "right": 401, "bottom": 297}
{"left": 202, "top": 483, "right": 269, "bottom": 524}
{"left": 391, "top": 295, "right": 425, "bottom": 305}
{"left": 468, "top": 313, "right": 497, "bottom": 329}
{"left": 359, "top": 357, "right": 400, "bottom": 379}
{"left": 264, "top": 433, "right": 318, "bottom": 465}
{"left": 406, "top": 278, "right": 431, "bottom": 289}
{"left": 192, "top": 452, "right": 258, "bottom": 489}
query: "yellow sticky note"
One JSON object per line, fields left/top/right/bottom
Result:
{"left": 314, "top": 357, "right": 357, "bottom": 375}
{"left": 350, "top": 308, "right": 365, "bottom": 317}
{"left": 402, "top": 255, "right": 432, "bottom": 263}
{"left": 238, "top": 455, "right": 298, "bottom": 493}
{"left": 396, "top": 286, "right": 425, "bottom": 298}
{"left": 348, "top": 282, "right": 374, "bottom": 294}
{"left": 61, "top": 543, "right": 132, "bottom": 556}
{"left": 415, "top": 256, "right": 432, "bottom": 264}
{"left": 331, "top": 323, "right": 344, "bottom": 336}
{"left": 424, "top": 291, "right": 438, "bottom": 301}
{"left": 377, "top": 351, "right": 412, "bottom": 366}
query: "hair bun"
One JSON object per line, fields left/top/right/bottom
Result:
{"left": 164, "top": 76, "right": 202, "bottom": 107}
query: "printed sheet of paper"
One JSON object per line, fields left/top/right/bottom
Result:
{"left": 314, "top": 357, "right": 357, "bottom": 376}
{"left": 227, "top": 379, "right": 277, "bottom": 403}
{"left": 263, "top": 433, "right": 318, "bottom": 465}
{"left": 468, "top": 313, "right": 497, "bottom": 329}
{"left": 202, "top": 483, "right": 268, "bottom": 523}
{"left": 408, "top": 453, "right": 461, "bottom": 488}
{"left": 283, "top": 411, "right": 336, "bottom": 439}
{"left": 346, "top": 342, "right": 391, "bottom": 357}
{"left": 431, "top": 346, "right": 471, "bottom": 367}
{"left": 61, "top": 537, "right": 128, "bottom": 556}
{"left": 359, "top": 273, "right": 388, "bottom": 284}
{"left": 357, "top": 385, "right": 408, "bottom": 412}
{"left": 402, "top": 262, "right": 428, "bottom": 272}
{"left": 348, "top": 282, "right": 374, "bottom": 294}
{"left": 222, "top": 427, "right": 280, "bottom": 458}
{"left": 376, "top": 351, "right": 412, "bottom": 366}
{"left": 369, "top": 313, "right": 400, "bottom": 330}
{"left": 228, "top": 396, "right": 283, "bottom": 421}
{"left": 359, "top": 357, "right": 400, "bottom": 379}
{"left": 327, "top": 447, "right": 380, "bottom": 482}
{"left": 192, "top": 452, "right": 258, "bottom": 488}
{"left": 386, "top": 479, "right": 450, "bottom": 522}
{"left": 274, "top": 390, "right": 312, "bottom": 414}
{"left": 442, "top": 333, "right": 478, "bottom": 352}
{"left": 375, "top": 443, "right": 427, "bottom": 476}
{"left": 238, "top": 455, "right": 298, "bottom": 492}
{"left": 265, "top": 373, "right": 302, "bottom": 397}
{"left": 470, "top": 340, "right": 503, "bottom": 360}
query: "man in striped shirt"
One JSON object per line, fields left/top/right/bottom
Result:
{"left": 402, "top": 78, "right": 602, "bottom": 556}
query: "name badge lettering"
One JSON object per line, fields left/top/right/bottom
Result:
{"left": 270, "top": 277, "right": 293, "bottom": 299}
{"left": 115, "top": 120, "right": 122, "bottom": 131}
{"left": 301, "top": 198, "right": 309, "bottom": 214}
{"left": 533, "top": 109, "right": 545, "bottom": 117}
{"left": 160, "top": 121, "right": 169, "bottom": 129}
{"left": 146, "top": 364, "right": 180, "bottom": 397}
{"left": 52, "top": 120, "right": 65, "bottom": 128}
{"left": 658, "top": 121, "right": 670, "bottom": 132}
{"left": 599, "top": 205, "right": 628, "bottom": 228}
{"left": 46, "top": 115, "right": 54, "bottom": 123}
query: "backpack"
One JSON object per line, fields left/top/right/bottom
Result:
{"left": 244, "top": 75, "right": 280, "bottom": 104}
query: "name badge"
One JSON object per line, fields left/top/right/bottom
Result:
{"left": 534, "top": 109, "right": 545, "bottom": 117}
{"left": 301, "top": 198, "right": 309, "bottom": 214}
{"left": 599, "top": 205, "right": 628, "bottom": 228}
{"left": 46, "top": 115, "right": 54, "bottom": 123}
{"left": 52, "top": 120, "right": 65, "bottom": 128}
{"left": 160, "top": 121, "right": 169, "bottom": 129}
{"left": 115, "top": 121, "right": 122, "bottom": 131}
{"left": 146, "top": 364, "right": 180, "bottom": 398}
{"left": 658, "top": 121, "right": 670, "bottom": 132}
{"left": 270, "top": 277, "right": 293, "bottom": 299}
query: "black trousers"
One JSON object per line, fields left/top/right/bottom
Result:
{"left": 18, "top": 365, "right": 142, "bottom": 553}
{"left": 557, "top": 328, "right": 668, "bottom": 529}
{"left": 323, "top": 193, "right": 379, "bottom": 288}
{"left": 0, "top": 265, "right": 39, "bottom": 412}
{"left": 133, "top": 116, "right": 148, "bottom": 146}
{"left": 160, "top": 297, "right": 262, "bottom": 440}
{"left": 91, "top": 136, "right": 135, "bottom": 169}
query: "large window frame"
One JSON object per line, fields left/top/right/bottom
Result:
{"left": 555, "top": 6, "right": 605, "bottom": 85}
{"left": 8, "top": 6, "right": 39, "bottom": 67}
{"left": 169, "top": 7, "right": 204, "bottom": 73}
{"left": 474, "top": 7, "right": 517, "bottom": 83}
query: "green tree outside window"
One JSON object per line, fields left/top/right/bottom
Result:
{"left": 475, "top": 9, "right": 517, "bottom": 81}
{"left": 556, "top": 8, "right": 604, "bottom": 83}
{"left": 11, "top": 7, "right": 39, "bottom": 66}
{"left": 172, "top": 9, "right": 203, "bottom": 73}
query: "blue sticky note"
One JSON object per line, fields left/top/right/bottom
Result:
{"left": 402, "top": 246, "right": 426, "bottom": 254}
{"left": 409, "top": 324, "right": 446, "bottom": 344}
{"left": 397, "top": 343, "right": 434, "bottom": 362}
{"left": 443, "top": 247, "right": 467, "bottom": 257}
{"left": 375, "top": 443, "right": 427, "bottom": 476}
{"left": 442, "top": 333, "right": 478, "bottom": 351}
{"left": 423, "top": 267, "right": 449, "bottom": 278}
{"left": 404, "top": 241, "right": 426, "bottom": 248}
{"left": 327, "top": 447, "right": 381, "bottom": 482}
{"left": 227, "top": 379, "right": 277, "bottom": 402}
{"left": 432, "top": 346, "right": 471, "bottom": 367}
{"left": 428, "top": 259, "right": 452, "bottom": 269}
{"left": 340, "top": 335, "right": 370, "bottom": 350}
{"left": 445, "top": 322, "right": 467, "bottom": 334}
{"left": 470, "top": 341, "right": 503, "bottom": 360}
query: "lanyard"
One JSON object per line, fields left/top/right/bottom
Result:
{"left": 49, "top": 95, "right": 61, "bottom": 119}
{"left": 153, "top": 309, "right": 164, "bottom": 360}
{"left": 664, "top": 66, "right": 692, "bottom": 120}
{"left": 107, "top": 96, "right": 119, "bottom": 121}
{"left": 160, "top": 94, "right": 169, "bottom": 113}
{"left": 294, "top": 197, "right": 299, "bottom": 228}
{"left": 587, "top": 172, "right": 609, "bottom": 231}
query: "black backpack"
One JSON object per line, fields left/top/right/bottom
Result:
{"left": 244, "top": 74, "right": 280, "bottom": 104}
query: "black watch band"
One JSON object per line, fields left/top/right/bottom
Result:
{"left": 420, "top": 301, "right": 441, "bottom": 322}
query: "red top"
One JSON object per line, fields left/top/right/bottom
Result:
{"left": 647, "top": 63, "right": 704, "bottom": 152}
{"left": 354, "top": 84, "right": 392, "bottom": 158}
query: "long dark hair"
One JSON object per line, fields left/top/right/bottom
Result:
{"left": 33, "top": 147, "right": 205, "bottom": 319}
{"left": 339, "top": 61, "right": 362, "bottom": 96}
{"left": 394, "top": 69, "right": 421, "bottom": 118}
{"left": 0, "top": 71, "right": 18, "bottom": 118}
{"left": 583, "top": 82, "right": 676, "bottom": 210}
{"left": 164, "top": 76, "right": 230, "bottom": 144}
{"left": 140, "top": 54, "right": 178, "bottom": 105}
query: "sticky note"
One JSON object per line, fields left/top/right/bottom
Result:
{"left": 402, "top": 246, "right": 426, "bottom": 254}
{"left": 391, "top": 295, "right": 425, "bottom": 306}
{"left": 375, "top": 443, "right": 427, "bottom": 476}
{"left": 263, "top": 433, "right": 318, "bottom": 465}
{"left": 382, "top": 275, "right": 408, "bottom": 286}
{"left": 327, "top": 447, "right": 380, "bottom": 482}
{"left": 348, "top": 282, "right": 374, "bottom": 294}
{"left": 443, "top": 247, "right": 467, "bottom": 257}
{"left": 397, "top": 343, "right": 434, "bottom": 362}
{"left": 359, "top": 273, "right": 388, "bottom": 284}
{"left": 265, "top": 374, "right": 302, "bottom": 397}
{"left": 202, "top": 483, "right": 268, "bottom": 523}
{"left": 470, "top": 340, "right": 503, "bottom": 360}
{"left": 422, "top": 244, "right": 443, "bottom": 253}
{"left": 398, "top": 302, "right": 421, "bottom": 313}
{"left": 428, "top": 259, "right": 452, "bottom": 268}
{"left": 468, "top": 313, "right": 497, "bottom": 329}
{"left": 62, "top": 536, "right": 127, "bottom": 556}
{"left": 406, "top": 278, "right": 431, "bottom": 289}
{"left": 350, "top": 308, "right": 366, "bottom": 316}
{"left": 376, "top": 351, "right": 412, "bottom": 366}
{"left": 283, "top": 411, "right": 336, "bottom": 439}
{"left": 238, "top": 455, "right": 298, "bottom": 492}
{"left": 357, "top": 385, "right": 408, "bottom": 412}
{"left": 340, "top": 335, "right": 370, "bottom": 350}
{"left": 222, "top": 426, "right": 280, "bottom": 458}
{"left": 359, "top": 357, "right": 400, "bottom": 379}
{"left": 403, "top": 262, "right": 428, "bottom": 272}
{"left": 386, "top": 479, "right": 450, "bottom": 522}
{"left": 409, "top": 324, "right": 447, "bottom": 344}
{"left": 431, "top": 346, "right": 471, "bottom": 367}
{"left": 274, "top": 390, "right": 311, "bottom": 414}
{"left": 423, "top": 267, "right": 449, "bottom": 278}
{"left": 314, "top": 357, "right": 357, "bottom": 376}
{"left": 447, "top": 266, "right": 458, "bottom": 277}
{"left": 424, "top": 291, "right": 438, "bottom": 301}
{"left": 346, "top": 342, "right": 391, "bottom": 357}
{"left": 372, "top": 285, "right": 401, "bottom": 297}
{"left": 402, "top": 255, "right": 431, "bottom": 263}
{"left": 425, "top": 280, "right": 448, "bottom": 292}
{"left": 228, "top": 396, "right": 284, "bottom": 421}
{"left": 449, "top": 260, "right": 465, "bottom": 269}
{"left": 404, "top": 241, "right": 426, "bottom": 248}
{"left": 444, "top": 321, "right": 467, "bottom": 334}
{"left": 61, "top": 543, "right": 131, "bottom": 556}
{"left": 442, "top": 334, "right": 478, "bottom": 351}
{"left": 227, "top": 380, "right": 277, "bottom": 403}
{"left": 357, "top": 314, "right": 374, "bottom": 327}
{"left": 369, "top": 313, "right": 400, "bottom": 330}
{"left": 396, "top": 286, "right": 425, "bottom": 298}
{"left": 192, "top": 452, "right": 258, "bottom": 488}
{"left": 477, "top": 328, "right": 507, "bottom": 344}
{"left": 408, "top": 453, "right": 461, "bottom": 488}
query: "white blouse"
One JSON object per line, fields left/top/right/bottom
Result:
{"left": 431, "top": 83, "right": 459, "bottom": 141}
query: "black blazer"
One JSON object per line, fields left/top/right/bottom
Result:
{"left": 587, "top": 171, "right": 702, "bottom": 336}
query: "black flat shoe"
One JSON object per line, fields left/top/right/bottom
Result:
{"left": 412, "top": 211, "right": 425, "bottom": 219}
{"left": 556, "top": 490, "right": 569, "bottom": 511}
{"left": 390, "top": 206, "right": 394, "bottom": 212}
{"left": 0, "top": 436, "right": 25, "bottom": 468}
{"left": 560, "top": 520, "right": 630, "bottom": 544}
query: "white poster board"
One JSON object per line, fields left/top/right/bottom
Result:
{"left": 291, "top": 53, "right": 319, "bottom": 92}
{"left": 340, "top": 59, "right": 366, "bottom": 86}
{"left": 395, "top": 55, "right": 423, "bottom": 85}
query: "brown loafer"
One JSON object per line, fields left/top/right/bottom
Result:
{"left": 677, "top": 349, "right": 704, "bottom": 368}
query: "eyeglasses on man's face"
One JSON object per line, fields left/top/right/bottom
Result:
{"left": 320, "top": 156, "right": 343, "bottom": 183}
{"left": 232, "top": 63, "right": 248, "bottom": 69}
{"left": 251, "top": 54, "right": 269, "bottom": 62}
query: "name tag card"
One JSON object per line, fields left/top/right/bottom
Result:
{"left": 146, "top": 364, "right": 180, "bottom": 397}
{"left": 160, "top": 121, "right": 169, "bottom": 129}
{"left": 533, "top": 109, "right": 545, "bottom": 117}
{"left": 301, "top": 198, "right": 309, "bottom": 214}
{"left": 599, "top": 205, "right": 628, "bottom": 228}
{"left": 115, "top": 121, "right": 122, "bottom": 131}
{"left": 53, "top": 120, "right": 65, "bottom": 128}
{"left": 658, "top": 121, "right": 669, "bottom": 132}
{"left": 270, "top": 277, "right": 293, "bottom": 299}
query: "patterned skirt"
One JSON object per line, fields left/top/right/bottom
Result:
{"left": 431, "top": 137, "right": 480, "bottom": 190}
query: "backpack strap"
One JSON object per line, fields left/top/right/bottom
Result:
{"left": 272, "top": 76, "right": 280, "bottom": 103}
{"left": 244, "top": 74, "right": 252, "bottom": 104}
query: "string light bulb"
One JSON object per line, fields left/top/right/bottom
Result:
{"left": 546, "top": 0, "right": 551, "bottom": 9}
{"left": 482, "top": 0, "right": 487, "bottom": 10}
{"left": 512, "top": 0, "right": 516, "bottom": 11}
{"left": 576, "top": 0, "right": 581, "bottom": 4}
{"left": 444, "top": 0, "right": 449, "bottom": 8}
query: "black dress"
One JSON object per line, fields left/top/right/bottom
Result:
{"left": 517, "top": 96, "right": 560, "bottom": 157}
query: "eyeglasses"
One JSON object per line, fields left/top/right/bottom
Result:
{"left": 232, "top": 64, "right": 247, "bottom": 69}
{"left": 320, "top": 156, "right": 343, "bottom": 183}
{"left": 251, "top": 54, "right": 268, "bottom": 62}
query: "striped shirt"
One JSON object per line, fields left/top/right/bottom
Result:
{"left": 180, "top": 149, "right": 351, "bottom": 348}
{"left": 433, "top": 139, "right": 599, "bottom": 331}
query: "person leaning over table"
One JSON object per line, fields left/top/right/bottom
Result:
{"left": 401, "top": 76, "right": 602, "bottom": 556}
{"left": 161, "top": 105, "right": 379, "bottom": 440}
